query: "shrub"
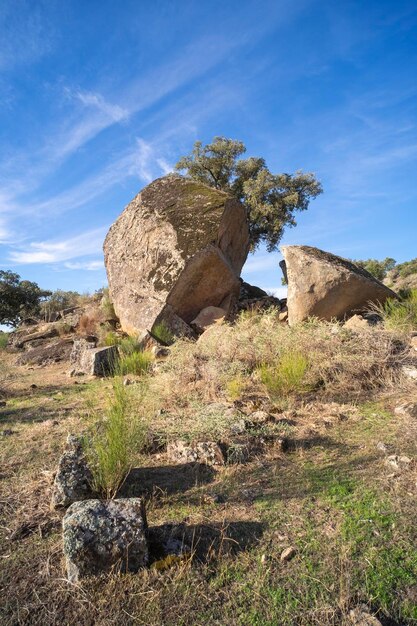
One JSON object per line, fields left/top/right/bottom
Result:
{"left": 119, "top": 336, "right": 142, "bottom": 355}
{"left": 0, "top": 332, "right": 9, "bottom": 349}
{"left": 258, "top": 351, "right": 310, "bottom": 399}
{"left": 78, "top": 312, "right": 100, "bottom": 336}
{"left": 100, "top": 288, "right": 118, "bottom": 321}
{"left": 226, "top": 375, "right": 246, "bottom": 401}
{"left": 117, "top": 350, "right": 153, "bottom": 376}
{"left": 103, "top": 331, "right": 120, "bottom": 347}
{"left": 151, "top": 321, "right": 174, "bottom": 345}
{"left": 370, "top": 289, "right": 417, "bottom": 333}
{"left": 84, "top": 378, "right": 148, "bottom": 499}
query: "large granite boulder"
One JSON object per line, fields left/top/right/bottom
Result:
{"left": 63, "top": 498, "right": 148, "bottom": 581}
{"left": 104, "top": 174, "right": 249, "bottom": 337}
{"left": 281, "top": 245, "right": 397, "bottom": 325}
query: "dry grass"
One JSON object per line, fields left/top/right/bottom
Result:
{"left": 1, "top": 313, "right": 417, "bottom": 626}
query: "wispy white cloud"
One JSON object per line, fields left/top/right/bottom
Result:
{"left": 72, "top": 89, "right": 129, "bottom": 123}
{"left": 64, "top": 260, "right": 104, "bottom": 271}
{"left": 9, "top": 227, "right": 107, "bottom": 264}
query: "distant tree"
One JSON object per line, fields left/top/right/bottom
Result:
{"left": 175, "top": 137, "right": 323, "bottom": 252}
{"left": 0, "top": 271, "right": 51, "bottom": 327}
{"left": 40, "top": 289, "right": 81, "bottom": 320}
{"left": 354, "top": 258, "right": 396, "bottom": 281}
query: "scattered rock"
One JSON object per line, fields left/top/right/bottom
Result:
{"left": 229, "top": 419, "right": 247, "bottom": 435}
{"left": 278, "top": 307, "right": 288, "bottom": 323}
{"left": 17, "top": 338, "right": 73, "bottom": 366}
{"left": 249, "top": 410, "right": 271, "bottom": 424}
{"left": 30, "top": 384, "right": 37, "bottom": 389}
{"left": 151, "top": 345, "right": 170, "bottom": 359}
{"left": 386, "top": 454, "right": 412, "bottom": 470}
{"left": 103, "top": 174, "right": 249, "bottom": 337}
{"left": 167, "top": 440, "right": 225, "bottom": 465}
{"left": 0, "top": 400, "right": 6, "bottom": 407}
{"left": 411, "top": 336, "right": 417, "bottom": 351}
{"left": 70, "top": 339, "right": 118, "bottom": 376}
{"left": 63, "top": 498, "right": 148, "bottom": 582}
{"left": 51, "top": 435, "right": 94, "bottom": 509}
{"left": 344, "top": 314, "right": 374, "bottom": 330}
{"left": 402, "top": 366, "right": 417, "bottom": 381}
{"left": 349, "top": 605, "right": 382, "bottom": 625}
{"left": 281, "top": 245, "right": 397, "bottom": 325}
{"left": 376, "top": 441, "right": 388, "bottom": 453}
{"left": 1, "top": 429, "right": 15, "bottom": 437}
{"left": 191, "top": 306, "right": 226, "bottom": 333}
{"left": 394, "top": 402, "right": 417, "bottom": 418}
{"left": 280, "top": 546, "right": 297, "bottom": 562}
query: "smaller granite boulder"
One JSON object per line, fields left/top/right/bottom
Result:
{"left": 191, "top": 306, "right": 226, "bottom": 333}
{"left": 51, "top": 435, "right": 93, "bottom": 509}
{"left": 63, "top": 498, "right": 148, "bottom": 582}
{"left": 70, "top": 339, "right": 118, "bottom": 376}
{"left": 281, "top": 245, "right": 397, "bottom": 325}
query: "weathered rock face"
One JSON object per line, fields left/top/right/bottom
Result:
{"left": 63, "top": 498, "right": 148, "bottom": 582}
{"left": 104, "top": 174, "right": 249, "bottom": 337}
{"left": 51, "top": 435, "right": 93, "bottom": 509}
{"left": 281, "top": 246, "right": 397, "bottom": 325}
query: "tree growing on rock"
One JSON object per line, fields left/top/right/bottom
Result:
{"left": 0, "top": 270, "right": 51, "bottom": 327}
{"left": 175, "top": 137, "right": 323, "bottom": 252}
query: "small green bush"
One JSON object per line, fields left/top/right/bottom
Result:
{"left": 100, "top": 288, "right": 118, "bottom": 320}
{"left": 151, "top": 321, "right": 174, "bottom": 345}
{"left": 371, "top": 289, "right": 417, "bottom": 333}
{"left": 119, "top": 336, "right": 142, "bottom": 355}
{"left": 117, "top": 350, "right": 153, "bottom": 376}
{"left": 84, "top": 378, "right": 148, "bottom": 499}
{"left": 0, "top": 332, "right": 9, "bottom": 349}
{"left": 258, "top": 351, "right": 310, "bottom": 399}
{"left": 103, "top": 330, "right": 120, "bottom": 347}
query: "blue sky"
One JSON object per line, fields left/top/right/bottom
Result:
{"left": 0, "top": 0, "right": 416, "bottom": 299}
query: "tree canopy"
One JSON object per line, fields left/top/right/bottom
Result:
{"left": 175, "top": 137, "right": 323, "bottom": 252}
{"left": 354, "top": 258, "right": 396, "bottom": 281}
{"left": 0, "top": 270, "right": 51, "bottom": 327}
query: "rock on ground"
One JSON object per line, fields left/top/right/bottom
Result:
{"left": 281, "top": 245, "right": 397, "bottom": 325}
{"left": 103, "top": 174, "right": 249, "bottom": 337}
{"left": 191, "top": 306, "right": 226, "bottom": 333}
{"left": 167, "top": 440, "right": 225, "bottom": 465}
{"left": 63, "top": 498, "right": 148, "bottom": 582}
{"left": 70, "top": 338, "right": 118, "bottom": 376}
{"left": 51, "top": 435, "right": 93, "bottom": 509}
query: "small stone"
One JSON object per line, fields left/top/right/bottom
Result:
{"left": 63, "top": 498, "right": 148, "bottom": 582}
{"left": 394, "top": 403, "right": 417, "bottom": 418}
{"left": 386, "top": 454, "right": 412, "bottom": 470}
{"left": 151, "top": 345, "right": 170, "bottom": 359}
{"left": 1, "top": 429, "right": 15, "bottom": 436}
{"left": 280, "top": 546, "right": 297, "bottom": 562}
{"left": 249, "top": 410, "right": 270, "bottom": 424}
{"left": 229, "top": 419, "right": 246, "bottom": 435}
{"left": 410, "top": 336, "right": 417, "bottom": 351}
{"left": 30, "top": 384, "right": 37, "bottom": 389}
{"left": 349, "top": 604, "right": 382, "bottom": 625}
{"left": 376, "top": 441, "right": 388, "bottom": 453}
{"left": 403, "top": 366, "right": 417, "bottom": 381}
{"left": 167, "top": 440, "right": 224, "bottom": 465}
{"left": 0, "top": 400, "right": 6, "bottom": 407}
{"left": 123, "top": 377, "right": 133, "bottom": 386}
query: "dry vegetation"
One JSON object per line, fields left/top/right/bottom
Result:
{"left": 1, "top": 310, "right": 417, "bottom": 625}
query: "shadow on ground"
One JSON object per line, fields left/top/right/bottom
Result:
{"left": 118, "top": 462, "right": 217, "bottom": 498}
{"left": 147, "top": 520, "right": 265, "bottom": 564}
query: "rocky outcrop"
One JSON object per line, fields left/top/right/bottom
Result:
{"left": 167, "top": 440, "right": 225, "bottom": 465}
{"left": 103, "top": 175, "right": 249, "bottom": 337}
{"left": 281, "top": 246, "right": 397, "bottom": 325}
{"left": 63, "top": 498, "right": 148, "bottom": 582}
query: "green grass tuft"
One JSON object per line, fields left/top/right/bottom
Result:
{"left": 151, "top": 321, "right": 174, "bottom": 345}
{"left": 117, "top": 350, "right": 153, "bottom": 376}
{"left": 371, "top": 289, "right": 417, "bottom": 333}
{"left": 84, "top": 378, "right": 148, "bottom": 498}
{"left": 258, "top": 350, "right": 310, "bottom": 399}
